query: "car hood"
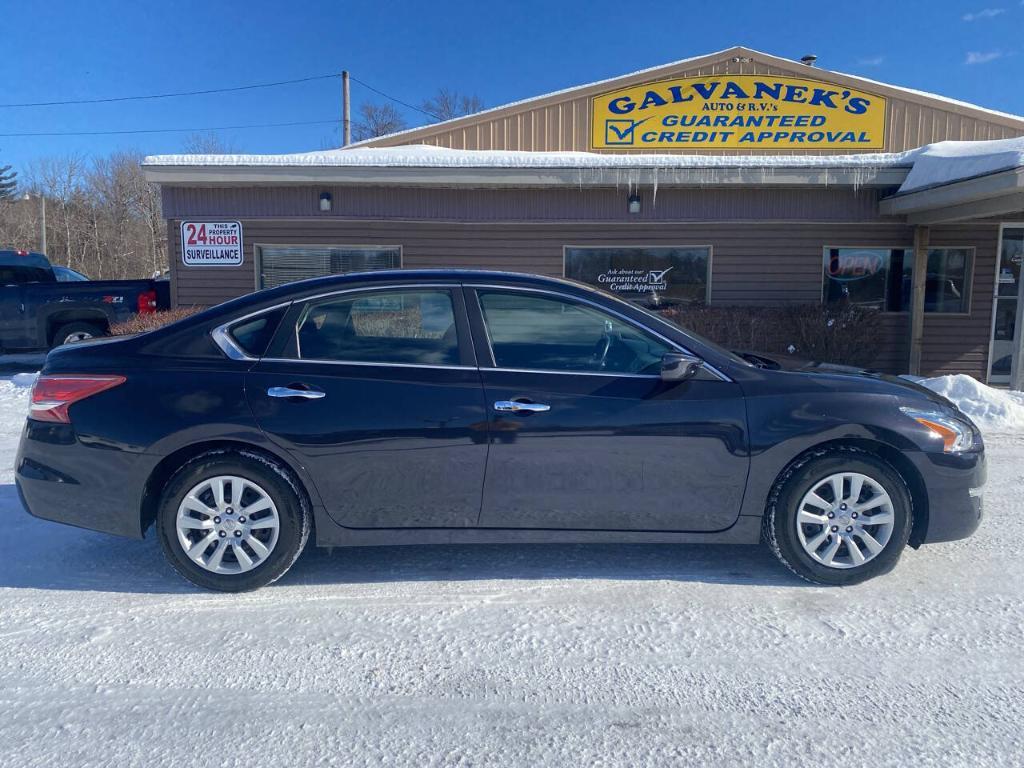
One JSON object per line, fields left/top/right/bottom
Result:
{"left": 736, "top": 350, "right": 957, "bottom": 410}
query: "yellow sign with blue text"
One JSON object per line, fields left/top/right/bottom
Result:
{"left": 591, "top": 75, "right": 887, "bottom": 151}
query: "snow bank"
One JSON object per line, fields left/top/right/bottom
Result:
{"left": 897, "top": 136, "right": 1024, "bottom": 193}
{"left": 0, "top": 376, "right": 34, "bottom": 484}
{"left": 911, "top": 374, "right": 1024, "bottom": 434}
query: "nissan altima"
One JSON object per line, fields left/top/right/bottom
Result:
{"left": 15, "top": 271, "right": 985, "bottom": 591}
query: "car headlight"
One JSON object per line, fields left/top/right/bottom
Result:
{"left": 900, "top": 407, "right": 977, "bottom": 453}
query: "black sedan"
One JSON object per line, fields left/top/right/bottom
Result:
{"left": 15, "top": 271, "right": 985, "bottom": 591}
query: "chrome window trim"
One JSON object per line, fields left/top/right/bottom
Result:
{"left": 491, "top": 367, "right": 660, "bottom": 379}
{"left": 470, "top": 283, "right": 733, "bottom": 383}
{"left": 260, "top": 357, "right": 476, "bottom": 371}
{"left": 211, "top": 301, "right": 293, "bottom": 362}
{"left": 213, "top": 281, "right": 733, "bottom": 382}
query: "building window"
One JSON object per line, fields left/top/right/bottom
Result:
{"left": 564, "top": 246, "right": 711, "bottom": 308}
{"left": 257, "top": 245, "right": 401, "bottom": 289}
{"left": 293, "top": 289, "right": 459, "bottom": 366}
{"left": 822, "top": 247, "right": 973, "bottom": 313}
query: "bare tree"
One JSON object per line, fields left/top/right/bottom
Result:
{"left": 353, "top": 102, "right": 407, "bottom": 141}
{"left": 0, "top": 152, "right": 167, "bottom": 280}
{"left": 181, "top": 131, "right": 236, "bottom": 155}
{"left": 422, "top": 88, "right": 484, "bottom": 121}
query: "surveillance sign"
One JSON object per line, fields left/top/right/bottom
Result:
{"left": 180, "top": 221, "right": 243, "bottom": 266}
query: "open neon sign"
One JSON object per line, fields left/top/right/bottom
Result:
{"left": 827, "top": 250, "right": 885, "bottom": 282}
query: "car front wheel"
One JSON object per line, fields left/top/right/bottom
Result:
{"left": 156, "top": 450, "right": 311, "bottom": 592}
{"left": 765, "top": 448, "right": 913, "bottom": 585}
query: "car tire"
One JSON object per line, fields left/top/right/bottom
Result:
{"left": 156, "top": 449, "right": 311, "bottom": 592}
{"left": 52, "top": 321, "right": 105, "bottom": 347}
{"left": 764, "top": 448, "right": 913, "bottom": 586}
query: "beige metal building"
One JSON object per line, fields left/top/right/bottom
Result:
{"left": 144, "top": 46, "right": 1024, "bottom": 382}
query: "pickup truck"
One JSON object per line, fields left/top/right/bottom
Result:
{"left": 0, "top": 250, "right": 170, "bottom": 351}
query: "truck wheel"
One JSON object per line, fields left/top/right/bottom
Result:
{"left": 52, "top": 321, "right": 105, "bottom": 347}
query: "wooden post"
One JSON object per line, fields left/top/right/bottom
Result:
{"left": 908, "top": 225, "right": 930, "bottom": 376}
{"left": 342, "top": 71, "right": 351, "bottom": 147}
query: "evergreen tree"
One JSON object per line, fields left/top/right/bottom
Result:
{"left": 0, "top": 161, "right": 16, "bottom": 200}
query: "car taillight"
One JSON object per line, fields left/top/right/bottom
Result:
{"left": 137, "top": 289, "right": 158, "bottom": 314}
{"left": 30, "top": 375, "right": 126, "bottom": 424}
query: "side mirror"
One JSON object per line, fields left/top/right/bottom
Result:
{"left": 661, "top": 352, "right": 703, "bottom": 382}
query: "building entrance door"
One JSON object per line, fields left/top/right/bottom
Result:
{"left": 989, "top": 226, "right": 1024, "bottom": 385}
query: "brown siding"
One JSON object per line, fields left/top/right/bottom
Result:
{"left": 363, "top": 51, "right": 1024, "bottom": 155}
{"left": 161, "top": 186, "right": 889, "bottom": 223}
{"left": 170, "top": 217, "right": 999, "bottom": 379}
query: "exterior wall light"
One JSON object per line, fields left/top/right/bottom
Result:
{"left": 319, "top": 192, "right": 333, "bottom": 212}
{"left": 627, "top": 194, "right": 641, "bottom": 214}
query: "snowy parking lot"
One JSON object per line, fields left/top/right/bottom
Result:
{"left": 1, "top": 374, "right": 1022, "bottom": 767}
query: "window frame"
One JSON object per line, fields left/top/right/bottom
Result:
{"left": 262, "top": 283, "right": 477, "bottom": 370}
{"left": 253, "top": 243, "right": 404, "bottom": 290}
{"left": 820, "top": 245, "right": 976, "bottom": 316}
{"left": 561, "top": 244, "right": 714, "bottom": 306}
{"left": 467, "top": 284, "right": 730, "bottom": 381}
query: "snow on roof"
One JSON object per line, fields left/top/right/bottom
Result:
{"left": 896, "top": 136, "right": 1024, "bottom": 193}
{"left": 143, "top": 143, "right": 915, "bottom": 170}
{"left": 144, "top": 138, "right": 1024, "bottom": 196}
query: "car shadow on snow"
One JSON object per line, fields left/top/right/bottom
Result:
{"left": 0, "top": 485, "right": 807, "bottom": 594}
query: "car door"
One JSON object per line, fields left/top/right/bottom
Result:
{"left": 0, "top": 284, "right": 26, "bottom": 349}
{"left": 246, "top": 284, "right": 489, "bottom": 528}
{"left": 467, "top": 285, "right": 749, "bottom": 532}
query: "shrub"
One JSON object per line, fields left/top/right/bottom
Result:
{"left": 659, "top": 303, "right": 879, "bottom": 367}
{"left": 110, "top": 307, "right": 202, "bottom": 336}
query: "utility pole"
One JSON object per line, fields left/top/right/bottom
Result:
{"left": 342, "top": 70, "right": 351, "bottom": 147}
{"left": 22, "top": 191, "right": 46, "bottom": 254}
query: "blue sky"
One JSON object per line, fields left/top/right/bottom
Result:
{"left": 1, "top": 0, "right": 1021, "bottom": 173}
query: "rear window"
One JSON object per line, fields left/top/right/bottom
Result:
{"left": 229, "top": 307, "right": 288, "bottom": 357}
{"left": 0, "top": 266, "right": 53, "bottom": 285}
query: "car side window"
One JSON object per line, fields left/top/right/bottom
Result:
{"left": 478, "top": 290, "right": 672, "bottom": 374}
{"left": 294, "top": 289, "right": 459, "bottom": 366}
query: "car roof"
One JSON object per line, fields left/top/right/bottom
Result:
{"left": 233, "top": 269, "right": 600, "bottom": 308}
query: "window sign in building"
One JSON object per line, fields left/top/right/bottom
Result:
{"left": 823, "top": 248, "right": 973, "bottom": 313}
{"left": 564, "top": 246, "right": 711, "bottom": 307}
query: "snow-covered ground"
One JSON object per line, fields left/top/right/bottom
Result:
{"left": 1, "top": 375, "right": 1022, "bottom": 767}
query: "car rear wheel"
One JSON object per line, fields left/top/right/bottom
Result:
{"left": 52, "top": 321, "right": 104, "bottom": 347}
{"left": 156, "top": 450, "right": 311, "bottom": 592}
{"left": 764, "top": 448, "right": 913, "bottom": 585}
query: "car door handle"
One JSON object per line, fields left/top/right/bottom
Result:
{"left": 267, "top": 386, "right": 326, "bottom": 400}
{"left": 494, "top": 399, "right": 550, "bottom": 413}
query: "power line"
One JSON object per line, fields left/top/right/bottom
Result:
{"left": 349, "top": 75, "right": 442, "bottom": 121}
{"left": 0, "top": 119, "right": 339, "bottom": 138}
{"left": 0, "top": 73, "right": 341, "bottom": 109}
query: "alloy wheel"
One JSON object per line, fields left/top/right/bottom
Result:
{"left": 795, "top": 472, "right": 895, "bottom": 569}
{"left": 175, "top": 475, "right": 281, "bottom": 574}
